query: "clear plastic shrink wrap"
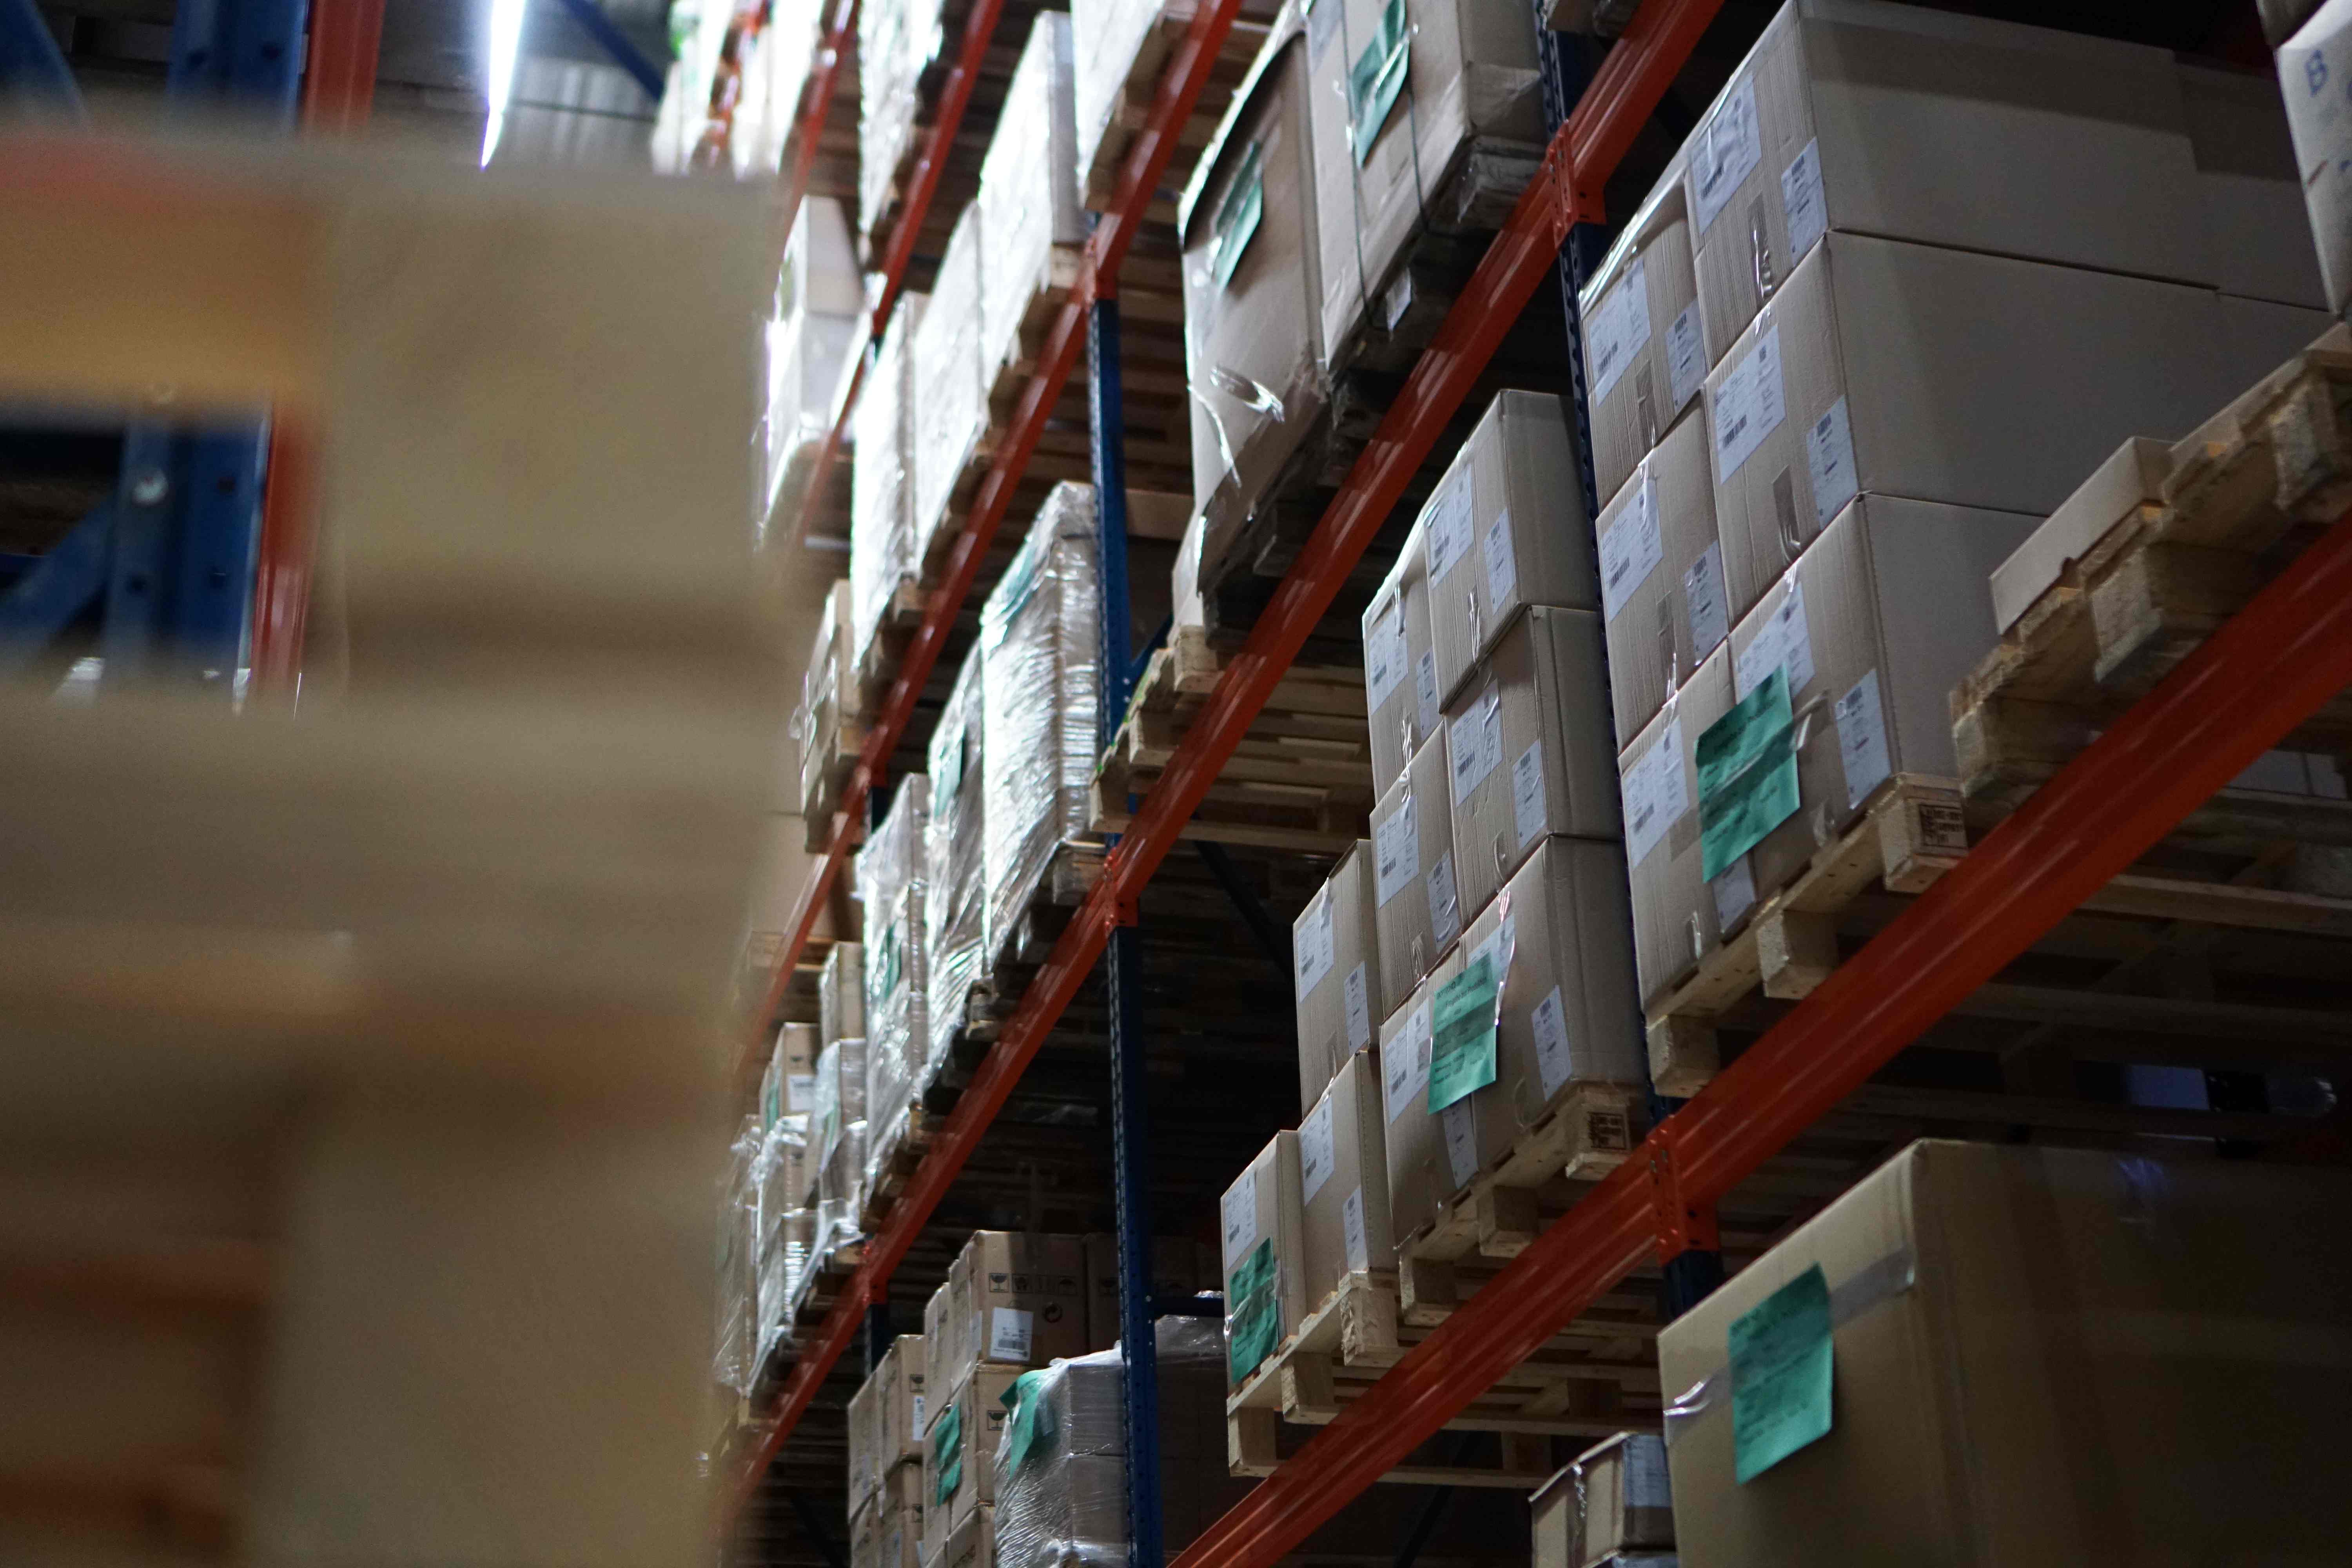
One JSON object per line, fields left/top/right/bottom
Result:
{"left": 978, "top": 15, "right": 1083, "bottom": 383}
{"left": 851, "top": 296, "right": 927, "bottom": 673}
{"left": 926, "top": 651, "right": 988, "bottom": 1090}
{"left": 982, "top": 484, "right": 1100, "bottom": 965}
{"left": 860, "top": 777, "right": 931, "bottom": 1195}
{"left": 754, "top": 1114, "right": 811, "bottom": 1365}
{"left": 858, "top": 0, "right": 947, "bottom": 242}
{"left": 760, "top": 194, "right": 860, "bottom": 541}
{"left": 811, "top": 1036, "right": 868, "bottom": 1256}
{"left": 715, "top": 1116, "right": 762, "bottom": 1394}
{"left": 991, "top": 1319, "right": 1230, "bottom": 1568}
{"left": 913, "top": 203, "right": 989, "bottom": 556}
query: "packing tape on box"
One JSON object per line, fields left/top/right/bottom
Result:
{"left": 1659, "top": 1245, "right": 1916, "bottom": 1446}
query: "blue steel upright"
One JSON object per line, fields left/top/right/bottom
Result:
{"left": 1088, "top": 290, "right": 1163, "bottom": 1568}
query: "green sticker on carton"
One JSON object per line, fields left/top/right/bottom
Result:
{"left": 932, "top": 1397, "right": 963, "bottom": 1506}
{"left": 1427, "top": 952, "right": 1500, "bottom": 1112}
{"left": 1210, "top": 140, "right": 1265, "bottom": 288}
{"left": 1226, "top": 1238, "right": 1279, "bottom": 1383}
{"left": 1729, "top": 1262, "right": 1833, "bottom": 1483}
{"left": 1696, "top": 666, "right": 1800, "bottom": 881}
{"left": 1347, "top": 0, "right": 1410, "bottom": 165}
{"left": 1000, "top": 1368, "right": 1056, "bottom": 1469}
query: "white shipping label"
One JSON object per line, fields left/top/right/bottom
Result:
{"left": 1805, "top": 396, "right": 1858, "bottom": 529}
{"left": 1624, "top": 1435, "right": 1673, "bottom": 1508}
{"left": 1512, "top": 740, "right": 1548, "bottom": 849}
{"left": 1483, "top": 509, "right": 1518, "bottom": 613}
{"left": 1425, "top": 470, "right": 1475, "bottom": 583}
{"left": 1667, "top": 304, "right": 1706, "bottom": 415}
{"left": 1385, "top": 1002, "right": 1434, "bottom": 1124}
{"left": 1221, "top": 1167, "right": 1259, "bottom": 1267}
{"left": 1735, "top": 576, "right": 1814, "bottom": 698}
{"left": 1691, "top": 73, "right": 1762, "bottom": 234}
{"left": 1448, "top": 701, "right": 1501, "bottom": 801}
{"left": 989, "top": 1307, "right": 1034, "bottom": 1361}
{"left": 1374, "top": 800, "right": 1420, "bottom": 908}
{"left": 1294, "top": 889, "right": 1336, "bottom": 1001}
{"left": 1780, "top": 138, "right": 1827, "bottom": 265}
{"left": 1621, "top": 717, "right": 1688, "bottom": 870}
{"left": 1343, "top": 963, "right": 1373, "bottom": 1050}
{"left": 1441, "top": 1099, "right": 1480, "bottom": 1188}
{"left": 1472, "top": 910, "right": 1517, "bottom": 985}
{"left": 1341, "top": 1187, "right": 1370, "bottom": 1272}
{"left": 1598, "top": 469, "right": 1662, "bottom": 624}
{"left": 1712, "top": 322, "right": 1786, "bottom": 482}
{"left": 1413, "top": 650, "right": 1442, "bottom": 742}
{"left": 1584, "top": 258, "right": 1651, "bottom": 405}
{"left": 1835, "top": 667, "right": 1894, "bottom": 810}
{"left": 1710, "top": 855, "right": 1758, "bottom": 931}
{"left": 1684, "top": 543, "right": 1730, "bottom": 657}
{"left": 1299, "top": 1095, "right": 1336, "bottom": 1205}
{"left": 911, "top": 1393, "right": 926, "bottom": 1433}
{"left": 1365, "top": 598, "right": 1408, "bottom": 714}
{"left": 1531, "top": 985, "right": 1574, "bottom": 1099}
{"left": 1426, "top": 850, "right": 1462, "bottom": 949}
{"left": 788, "top": 1073, "right": 817, "bottom": 1107}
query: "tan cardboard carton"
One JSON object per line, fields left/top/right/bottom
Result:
{"left": 1219, "top": 1131, "right": 1307, "bottom": 1387}
{"left": 1702, "top": 232, "right": 2331, "bottom": 626}
{"left": 935, "top": 1231, "right": 1087, "bottom": 1395}
{"left": 1597, "top": 408, "right": 1722, "bottom": 749}
{"left": 1081, "top": 1233, "right": 1212, "bottom": 1352}
{"left": 1578, "top": 162, "right": 1703, "bottom": 507}
{"left": 1714, "top": 495, "right": 2034, "bottom": 917}
{"left": 2178, "top": 60, "right": 2329, "bottom": 310}
{"left": 1441, "top": 606, "right": 1618, "bottom": 925}
{"left": 941, "top": 1504, "right": 993, "bottom": 1568}
{"left": 820, "top": 940, "right": 865, "bottom": 1048}
{"left": 1425, "top": 391, "right": 1599, "bottom": 704}
{"left": 1376, "top": 959, "right": 1448, "bottom": 1256}
{"left": 1294, "top": 842, "right": 1383, "bottom": 1113}
{"left": 1683, "top": 0, "right": 2211, "bottom": 366}
{"left": 761, "top": 1021, "right": 820, "bottom": 1131}
{"left": 1617, "top": 648, "right": 1733, "bottom": 1010}
{"left": 1530, "top": 1433, "right": 1673, "bottom": 1568}
{"left": 847, "top": 1348, "right": 889, "bottom": 1516}
{"left": 1659, "top": 1141, "right": 2352, "bottom": 1565}
{"left": 920, "top": 1365, "right": 1021, "bottom": 1554}
{"left": 1985, "top": 437, "right": 2173, "bottom": 636}
{"left": 1303, "top": 0, "right": 1543, "bottom": 363}
{"left": 875, "top": 1334, "right": 928, "bottom": 1470}
{"left": 921, "top": 1277, "right": 954, "bottom": 1399}
{"left": 1298, "top": 1049, "right": 1393, "bottom": 1309}
{"left": 1369, "top": 729, "right": 1463, "bottom": 1024}
{"left": 1362, "top": 520, "right": 1441, "bottom": 797}
{"left": 1180, "top": 24, "right": 1326, "bottom": 582}
{"left": 2281, "top": 3, "right": 2352, "bottom": 315}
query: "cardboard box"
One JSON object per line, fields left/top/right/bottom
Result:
{"left": 1597, "top": 409, "right": 1722, "bottom": 750}
{"left": 933, "top": 1232, "right": 1089, "bottom": 1394}
{"left": 920, "top": 1365, "right": 1022, "bottom": 1554}
{"left": 761, "top": 1021, "right": 820, "bottom": 1131}
{"left": 1617, "top": 648, "right": 1733, "bottom": 1009}
{"left": 1180, "top": 24, "right": 1326, "bottom": 581}
{"left": 1532, "top": 1434, "right": 1673, "bottom": 1568}
{"left": 1579, "top": 163, "right": 1704, "bottom": 508}
{"left": 850, "top": 294, "right": 925, "bottom": 670}
{"left": 1298, "top": 1049, "right": 1393, "bottom": 1308}
{"left": 1658, "top": 1140, "right": 2352, "bottom": 1565}
{"left": 1081, "top": 1233, "right": 1214, "bottom": 1352}
{"left": 1714, "top": 495, "right": 2035, "bottom": 914}
{"left": 1425, "top": 392, "right": 1599, "bottom": 704}
{"left": 1384, "top": 839, "right": 1642, "bottom": 1241}
{"left": 1442, "top": 606, "right": 1619, "bottom": 925}
{"left": 1702, "top": 232, "right": 2332, "bottom": 626}
{"left": 821, "top": 940, "right": 865, "bottom": 1049}
{"left": 1985, "top": 437, "right": 2172, "bottom": 635}
{"left": 978, "top": 14, "right": 1084, "bottom": 382}
{"left": 1362, "top": 520, "right": 1441, "bottom": 797}
{"left": 911, "top": 203, "right": 988, "bottom": 556}
{"left": 1369, "top": 728, "right": 1463, "bottom": 1024}
{"left": 1302, "top": 0, "right": 1543, "bottom": 363}
{"left": 2180, "top": 61, "right": 2329, "bottom": 310}
{"left": 1219, "top": 1132, "right": 1307, "bottom": 1387}
{"left": 849, "top": 1472, "right": 922, "bottom": 1568}
{"left": 1683, "top": 0, "right": 2211, "bottom": 367}
{"left": 847, "top": 1351, "right": 887, "bottom": 1517}
{"left": 799, "top": 579, "right": 860, "bottom": 818}
{"left": 2281, "top": 0, "right": 2352, "bottom": 314}
{"left": 940, "top": 1504, "right": 993, "bottom": 1568}
{"left": 877, "top": 1334, "right": 930, "bottom": 1472}
{"left": 1294, "top": 842, "right": 1383, "bottom": 1114}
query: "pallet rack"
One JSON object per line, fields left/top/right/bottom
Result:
{"left": 740, "top": 2, "right": 2352, "bottom": 1564}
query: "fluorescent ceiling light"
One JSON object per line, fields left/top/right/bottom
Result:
{"left": 482, "top": 0, "right": 529, "bottom": 165}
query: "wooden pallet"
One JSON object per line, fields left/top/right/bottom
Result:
{"left": 1080, "top": 7, "right": 1274, "bottom": 215}
{"left": 1394, "top": 1082, "right": 1647, "bottom": 1266}
{"left": 1091, "top": 623, "right": 1372, "bottom": 855}
{"left": 850, "top": 575, "right": 932, "bottom": 722}
{"left": 859, "top": 1105, "right": 935, "bottom": 1229}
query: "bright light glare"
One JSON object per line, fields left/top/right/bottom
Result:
{"left": 481, "top": 0, "right": 530, "bottom": 165}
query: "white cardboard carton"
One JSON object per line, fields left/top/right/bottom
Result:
{"left": 1595, "top": 407, "right": 1721, "bottom": 750}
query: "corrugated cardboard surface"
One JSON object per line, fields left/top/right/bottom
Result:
{"left": 979, "top": 14, "right": 1084, "bottom": 379}
{"left": 1426, "top": 391, "right": 1597, "bottom": 704}
{"left": 1220, "top": 1131, "right": 1308, "bottom": 1372}
{"left": 1987, "top": 437, "right": 2170, "bottom": 633}
{"left": 1597, "top": 406, "right": 1719, "bottom": 759}
{"left": 1299, "top": 1048, "right": 1393, "bottom": 1307}
{"left": 1580, "top": 165, "right": 1702, "bottom": 506}
{"left": 911, "top": 203, "right": 988, "bottom": 555}
{"left": 1181, "top": 30, "right": 1327, "bottom": 579}
{"left": 935, "top": 1231, "right": 1088, "bottom": 1396}
{"left": 1370, "top": 728, "right": 1462, "bottom": 1024}
{"left": 1294, "top": 841, "right": 1383, "bottom": 1114}
{"left": 918, "top": 1365, "right": 1021, "bottom": 1548}
{"left": 1442, "top": 606, "right": 1619, "bottom": 925}
{"left": 1377, "top": 958, "right": 1450, "bottom": 1245}
{"left": 2281, "top": 3, "right": 2352, "bottom": 314}
{"left": 1303, "top": 0, "right": 1543, "bottom": 361}
{"left": 1659, "top": 1140, "right": 2352, "bottom": 1566}
{"left": 1684, "top": 0, "right": 2207, "bottom": 367}
{"left": 1364, "top": 520, "right": 1440, "bottom": 796}
{"left": 1617, "top": 647, "right": 1732, "bottom": 1009}
{"left": 2178, "top": 60, "right": 2329, "bottom": 310}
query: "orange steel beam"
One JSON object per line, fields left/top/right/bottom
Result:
{"left": 730, "top": 0, "right": 1250, "bottom": 1512}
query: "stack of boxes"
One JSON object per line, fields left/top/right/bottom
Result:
{"left": 1601, "top": 0, "right": 2330, "bottom": 1024}
{"left": 811, "top": 1033, "right": 868, "bottom": 1258}
{"left": 926, "top": 652, "right": 989, "bottom": 1098}
{"left": 797, "top": 581, "right": 862, "bottom": 832}
{"left": 1532, "top": 1434, "right": 1675, "bottom": 1568}
{"left": 762, "top": 194, "right": 861, "bottom": 544}
{"left": 850, "top": 296, "right": 928, "bottom": 682}
{"left": 849, "top": 1335, "right": 930, "bottom": 1568}
{"left": 857, "top": 0, "right": 947, "bottom": 247}
{"left": 861, "top": 777, "right": 931, "bottom": 1205}
{"left": 756, "top": 1024, "right": 820, "bottom": 1365}
{"left": 978, "top": 16, "right": 1085, "bottom": 392}
{"left": 1080, "top": 1234, "right": 1216, "bottom": 1352}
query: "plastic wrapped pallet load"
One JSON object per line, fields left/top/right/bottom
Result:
{"left": 981, "top": 484, "right": 1100, "bottom": 967}
{"left": 913, "top": 202, "right": 990, "bottom": 560}
{"left": 810, "top": 1036, "right": 868, "bottom": 1254}
{"left": 761, "top": 194, "right": 861, "bottom": 539}
{"left": 715, "top": 1117, "right": 762, "bottom": 1394}
{"left": 754, "top": 1115, "right": 812, "bottom": 1366}
{"left": 851, "top": 295, "right": 928, "bottom": 677}
{"left": 858, "top": 0, "right": 947, "bottom": 244}
{"left": 926, "top": 652, "right": 987, "bottom": 1093}
{"left": 861, "top": 776, "right": 931, "bottom": 1194}
{"left": 978, "top": 15, "right": 1085, "bottom": 387}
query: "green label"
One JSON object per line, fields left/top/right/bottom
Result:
{"left": 1210, "top": 140, "right": 1265, "bottom": 288}
{"left": 1225, "top": 1238, "right": 1279, "bottom": 1383}
{"left": 931, "top": 1397, "right": 963, "bottom": 1506}
{"left": 1729, "top": 1263, "right": 1834, "bottom": 1483}
{"left": 876, "top": 916, "right": 904, "bottom": 1002}
{"left": 1696, "top": 666, "right": 1800, "bottom": 882}
{"left": 999, "top": 1368, "right": 1056, "bottom": 1468}
{"left": 1428, "top": 953, "right": 1500, "bottom": 1112}
{"left": 1347, "top": 0, "right": 1410, "bottom": 165}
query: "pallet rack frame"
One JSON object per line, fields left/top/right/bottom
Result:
{"left": 740, "top": 4, "right": 2352, "bottom": 1565}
